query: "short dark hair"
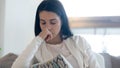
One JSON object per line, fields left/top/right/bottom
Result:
{"left": 34, "top": 0, "right": 73, "bottom": 39}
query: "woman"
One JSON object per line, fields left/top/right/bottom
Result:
{"left": 12, "top": 0, "right": 104, "bottom": 68}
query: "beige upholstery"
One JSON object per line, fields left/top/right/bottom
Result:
{"left": 0, "top": 53, "right": 17, "bottom": 68}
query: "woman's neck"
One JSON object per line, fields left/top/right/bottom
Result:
{"left": 46, "top": 35, "right": 62, "bottom": 45}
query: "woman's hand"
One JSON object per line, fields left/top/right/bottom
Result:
{"left": 38, "top": 28, "right": 53, "bottom": 42}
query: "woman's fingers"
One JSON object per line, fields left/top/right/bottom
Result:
{"left": 45, "top": 29, "right": 53, "bottom": 41}
{"left": 39, "top": 28, "right": 53, "bottom": 42}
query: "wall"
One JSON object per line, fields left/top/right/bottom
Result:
{"left": 4, "top": 0, "right": 42, "bottom": 55}
{"left": 0, "top": 0, "right": 5, "bottom": 56}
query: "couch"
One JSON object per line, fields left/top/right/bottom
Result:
{"left": 0, "top": 53, "right": 17, "bottom": 68}
{"left": 0, "top": 53, "right": 120, "bottom": 68}
{"left": 100, "top": 53, "right": 120, "bottom": 68}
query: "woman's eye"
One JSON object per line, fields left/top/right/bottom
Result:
{"left": 40, "top": 19, "right": 46, "bottom": 25}
{"left": 51, "top": 22, "right": 56, "bottom": 25}
{"left": 51, "top": 20, "right": 57, "bottom": 25}
{"left": 40, "top": 21, "right": 46, "bottom": 25}
{"left": 41, "top": 22, "right": 46, "bottom": 25}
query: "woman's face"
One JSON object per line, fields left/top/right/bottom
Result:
{"left": 39, "top": 11, "right": 62, "bottom": 39}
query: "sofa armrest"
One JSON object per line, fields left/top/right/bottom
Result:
{"left": 0, "top": 53, "right": 18, "bottom": 68}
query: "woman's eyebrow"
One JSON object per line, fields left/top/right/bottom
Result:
{"left": 50, "top": 19, "right": 57, "bottom": 21}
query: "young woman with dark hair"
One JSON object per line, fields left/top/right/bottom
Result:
{"left": 12, "top": 0, "right": 104, "bottom": 68}
{"left": 34, "top": 0, "right": 73, "bottom": 39}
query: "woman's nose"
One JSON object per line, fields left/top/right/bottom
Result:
{"left": 46, "top": 24, "right": 52, "bottom": 30}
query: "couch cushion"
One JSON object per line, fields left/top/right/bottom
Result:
{"left": 0, "top": 53, "right": 18, "bottom": 68}
{"left": 111, "top": 56, "right": 120, "bottom": 68}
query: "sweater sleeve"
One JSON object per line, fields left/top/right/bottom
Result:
{"left": 11, "top": 36, "right": 44, "bottom": 68}
{"left": 81, "top": 37, "right": 105, "bottom": 68}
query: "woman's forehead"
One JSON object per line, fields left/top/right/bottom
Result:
{"left": 39, "top": 11, "right": 60, "bottom": 19}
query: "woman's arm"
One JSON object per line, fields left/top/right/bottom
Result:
{"left": 74, "top": 36, "right": 105, "bottom": 68}
{"left": 12, "top": 36, "right": 44, "bottom": 68}
{"left": 81, "top": 37, "right": 105, "bottom": 68}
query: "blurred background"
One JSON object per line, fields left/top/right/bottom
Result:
{"left": 0, "top": 0, "right": 120, "bottom": 57}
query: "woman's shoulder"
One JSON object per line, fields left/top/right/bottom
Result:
{"left": 67, "top": 35, "right": 90, "bottom": 50}
{"left": 66, "top": 35, "right": 85, "bottom": 46}
{"left": 68, "top": 35, "right": 84, "bottom": 41}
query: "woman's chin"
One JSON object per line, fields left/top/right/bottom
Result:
{"left": 45, "top": 38, "right": 53, "bottom": 43}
